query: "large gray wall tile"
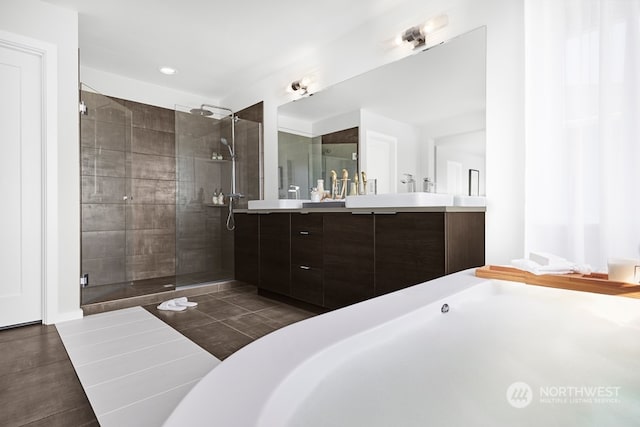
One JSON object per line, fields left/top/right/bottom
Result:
{"left": 81, "top": 91, "right": 129, "bottom": 124}
{"left": 175, "top": 111, "right": 216, "bottom": 138}
{"left": 131, "top": 179, "right": 175, "bottom": 204}
{"left": 82, "top": 204, "right": 125, "bottom": 232}
{"left": 130, "top": 153, "right": 175, "bottom": 180}
{"left": 124, "top": 101, "right": 175, "bottom": 133}
{"left": 82, "top": 257, "right": 126, "bottom": 286}
{"left": 81, "top": 119, "right": 127, "bottom": 151}
{"left": 132, "top": 128, "right": 175, "bottom": 157}
{"left": 126, "top": 253, "right": 175, "bottom": 281}
{"left": 82, "top": 176, "right": 126, "bottom": 204}
{"left": 81, "top": 147, "right": 126, "bottom": 178}
{"left": 126, "top": 204, "right": 176, "bottom": 231}
{"left": 126, "top": 229, "right": 175, "bottom": 256}
{"left": 82, "top": 231, "right": 126, "bottom": 260}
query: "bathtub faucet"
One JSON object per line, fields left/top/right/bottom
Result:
{"left": 401, "top": 174, "right": 416, "bottom": 192}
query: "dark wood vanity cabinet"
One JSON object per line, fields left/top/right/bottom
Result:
{"left": 323, "top": 213, "right": 375, "bottom": 309}
{"left": 234, "top": 213, "right": 259, "bottom": 285}
{"left": 374, "top": 212, "right": 485, "bottom": 296}
{"left": 235, "top": 210, "right": 484, "bottom": 309}
{"left": 444, "top": 212, "right": 485, "bottom": 274}
{"left": 374, "top": 212, "right": 445, "bottom": 296}
{"left": 258, "top": 214, "right": 291, "bottom": 295}
{"left": 290, "top": 213, "right": 324, "bottom": 306}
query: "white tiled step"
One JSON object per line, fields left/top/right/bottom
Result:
{"left": 57, "top": 306, "right": 220, "bottom": 427}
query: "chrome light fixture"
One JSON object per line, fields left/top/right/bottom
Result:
{"left": 290, "top": 78, "right": 309, "bottom": 96}
{"left": 396, "top": 14, "right": 449, "bottom": 49}
{"left": 290, "top": 77, "right": 311, "bottom": 97}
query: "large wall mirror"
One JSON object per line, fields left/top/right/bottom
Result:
{"left": 277, "top": 26, "right": 486, "bottom": 199}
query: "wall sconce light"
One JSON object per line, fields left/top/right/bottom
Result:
{"left": 290, "top": 77, "right": 311, "bottom": 97}
{"left": 396, "top": 14, "right": 449, "bottom": 49}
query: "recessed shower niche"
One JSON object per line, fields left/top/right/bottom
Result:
{"left": 79, "top": 85, "right": 262, "bottom": 304}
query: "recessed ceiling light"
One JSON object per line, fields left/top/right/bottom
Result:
{"left": 159, "top": 66, "right": 177, "bottom": 75}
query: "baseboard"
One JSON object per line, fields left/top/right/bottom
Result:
{"left": 49, "top": 309, "right": 84, "bottom": 325}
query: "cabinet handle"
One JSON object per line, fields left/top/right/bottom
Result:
{"left": 299, "top": 265, "right": 311, "bottom": 270}
{"left": 299, "top": 231, "right": 310, "bottom": 235}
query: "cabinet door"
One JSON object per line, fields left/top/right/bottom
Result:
{"left": 259, "top": 213, "right": 291, "bottom": 295}
{"left": 375, "top": 212, "right": 445, "bottom": 296}
{"left": 445, "top": 212, "right": 485, "bottom": 274}
{"left": 323, "top": 213, "right": 374, "bottom": 309}
{"left": 291, "top": 213, "right": 323, "bottom": 305}
{"left": 234, "top": 213, "right": 259, "bottom": 285}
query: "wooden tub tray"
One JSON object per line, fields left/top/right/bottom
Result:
{"left": 475, "top": 265, "right": 640, "bottom": 299}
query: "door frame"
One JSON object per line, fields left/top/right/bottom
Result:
{"left": 0, "top": 30, "right": 59, "bottom": 325}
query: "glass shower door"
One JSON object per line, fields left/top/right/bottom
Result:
{"left": 174, "top": 108, "right": 263, "bottom": 287}
{"left": 80, "top": 85, "right": 133, "bottom": 304}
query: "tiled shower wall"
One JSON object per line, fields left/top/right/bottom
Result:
{"left": 81, "top": 92, "right": 263, "bottom": 289}
{"left": 81, "top": 91, "right": 177, "bottom": 285}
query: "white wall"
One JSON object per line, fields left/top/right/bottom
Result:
{"left": 222, "top": 0, "right": 525, "bottom": 265}
{"left": 0, "top": 0, "right": 80, "bottom": 322}
{"left": 311, "top": 110, "right": 360, "bottom": 137}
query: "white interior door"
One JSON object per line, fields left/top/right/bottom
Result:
{"left": 0, "top": 41, "right": 43, "bottom": 327}
{"left": 365, "top": 131, "right": 397, "bottom": 194}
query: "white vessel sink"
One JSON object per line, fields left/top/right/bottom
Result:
{"left": 248, "top": 199, "right": 310, "bottom": 209}
{"left": 345, "top": 192, "right": 454, "bottom": 208}
{"left": 453, "top": 195, "right": 486, "bottom": 207}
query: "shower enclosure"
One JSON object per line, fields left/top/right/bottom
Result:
{"left": 80, "top": 86, "right": 262, "bottom": 304}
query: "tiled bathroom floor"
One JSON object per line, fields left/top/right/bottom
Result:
{"left": 143, "top": 284, "right": 321, "bottom": 359}
{"left": 1, "top": 285, "right": 320, "bottom": 426}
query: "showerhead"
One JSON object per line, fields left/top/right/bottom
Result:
{"left": 190, "top": 107, "right": 213, "bottom": 116}
{"left": 221, "top": 137, "right": 234, "bottom": 157}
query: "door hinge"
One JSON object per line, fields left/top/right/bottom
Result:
{"left": 80, "top": 274, "right": 89, "bottom": 287}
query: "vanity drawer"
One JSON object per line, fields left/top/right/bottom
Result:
{"left": 291, "top": 265, "right": 323, "bottom": 306}
{"left": 291, "top": 234, "right": 323, "bottom": 268}
{"left": 291, "top": 213, "right": 323, "bottom": 236}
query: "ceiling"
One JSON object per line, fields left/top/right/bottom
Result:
{"left": 42, "top": 0, "right": 406, "bottom": 100}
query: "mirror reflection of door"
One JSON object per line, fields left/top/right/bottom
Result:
{"left": 364, "top": 130, "right": 397, "bottom": 194}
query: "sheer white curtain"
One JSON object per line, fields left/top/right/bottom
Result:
{"left": 525, "top": 0, "right": 640, "bottom": 271}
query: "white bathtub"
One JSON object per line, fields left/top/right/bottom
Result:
{"left": 164, "top": 270, "right": 640, "bottom": 426}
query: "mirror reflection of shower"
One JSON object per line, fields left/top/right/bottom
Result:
{"left": 189, "top": 104, "right": 242, "bottom": 231}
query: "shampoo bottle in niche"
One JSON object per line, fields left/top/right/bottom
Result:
{"left": 212, "top": 189, "right": 219, "bottom": 204}
{"left": 218, "top": 191, "right": 224, "bottom": 205}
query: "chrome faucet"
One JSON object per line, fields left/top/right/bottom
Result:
{"left": 401, "top": 174, "right": 416, "bottom": 192}
{"left": 288, "top": 185, "right": 300, "bottom": 200}
{"left": 423, "top": 177, "right": 434, "bottom": 193}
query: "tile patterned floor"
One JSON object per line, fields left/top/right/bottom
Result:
{"left": 143, "top": 284, "right": 319, "bottom": 360}
{"left": 0, "top": 284, "right": 319, "bottom": 426}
